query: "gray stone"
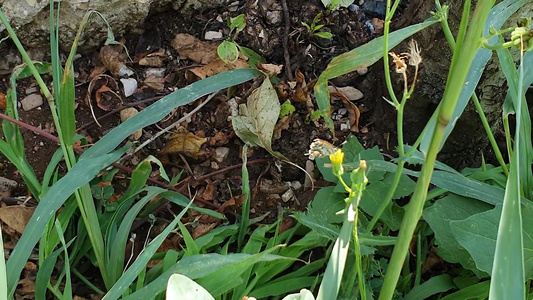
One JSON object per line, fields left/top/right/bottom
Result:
{"left": 0, "top": 0, "right": 232, "bottom": 56}
{"left": 204, "top": 31, "right": 223, "bottom": 40}
{"left": 0, "top": 176, "right": 17, "bottom": 197}
{"left": 20, "top": 93, "right": 43, "bottom": 111}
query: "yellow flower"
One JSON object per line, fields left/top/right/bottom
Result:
{"left": 330, "top": 149, "right": 345, "bottom": 176}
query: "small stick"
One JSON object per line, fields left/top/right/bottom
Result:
{"left": 281, "top": 0, "right": 294, "bottom": 81}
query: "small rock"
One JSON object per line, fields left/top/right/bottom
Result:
{"left": 25, "top": 86, "right": 38, "bottom": 95}
{"left": 21, "top": 94, "right": 43, "bottom": 111}
{"left": 282, "top": 189, "right": 295, "bottom": 202}
{"left": 304, "top": 160, "right": 315, "bottom": 188}
{"left": 214, "top": 147, "right": 230, "bottom": 162}
{"left": 211, "top": 161, "right": 220, "bottom": 170}
{"left": 117, "top": 65, "right": 134, "bottom": 77}
{"left": 144, "top": 68, "right": 166, "bottom": 78}
{"left": 120, "top": 107, "right": 142, "bottom": 140}
{"left": 120, "top": 78, "right": 138, "bottom": 97}
{"left": 357, "top": 67, "right": 368, "bottom": 75}
{"left": 0, "top": 177, "right": 17, "bottom": 197}
{"left": 338, "top": 108, "right": 348, "bottom": 116}
{"left": 340, "top": 122, "right": 350, "bottom": 131}
{"left": 265, "top": 3, "right": 283, "bottom": 26}
{"left": 204, "top": 31, "right": 223, "bottom": 40}
{"left": 348, "top": 4, "right": 359, "bottom": 12}
{"left": 291, "top": 181, "right": 302, "bottom": 190}
{"left": 260, "top": 178, "right": 290, "bottom": 194}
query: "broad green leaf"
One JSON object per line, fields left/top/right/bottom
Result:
{"left": 230, "top": 14, "right": 246, "bottom": 32}
{"left": 423, "top": 194, "right": 491, "bottom": 276}
{"left": 360, "top": 180, "right": 404, "bottom": 230}
{"left": 315, "top": 17, "right": 439, "bottom": 132}
{"left": 217, "top": 40, "right": 239, "bottom": 64}
{"left": 450, "top": 202, "right": 533, "bottom": 280}
{"left": 197, "top": 247, "right": 290, "bottom": 297}
{"left": 315, "top": 31, "right": 333, "bottom": 39}
{"left": 166, "top": 274, "right": 214, "bottom": 300}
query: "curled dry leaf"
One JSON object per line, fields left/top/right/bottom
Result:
{"left": 160, "top": 126, "right": 208, "bottom": 159}
{"left": 100, "top": 45, "right": 127, "bottom": 76}
{"left": 120, "top": 107, "right": 142, "bottom": 140}
{"left": 328, "top": 85, "right": 364, "bottom": 101}
{"left": 143, "top": 75, "right": 166, "bottom": 90}
{"left": 189, "top": 58, "right": 249, "bottom": 79}
{"left": 330, "top": 90, "right": 361, "bottom": 132}
{"left": 95, "top": 84, "right": 123, "bottom": 111}
{"left": 138, "top": 52, "right": 167, "bottom": 67}
{"left": 171, "top": 33, "right": 219, "bottom": 64}
{"left": 257, "top": 63, "right": 283, "bottom": 76}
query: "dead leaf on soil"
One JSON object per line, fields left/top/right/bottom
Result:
{"left": 257, "top": 63, "right": 283, "bottom": 77}
{"left": 189, "top": 58, "right": 249, "bottom": 79}
{"left": 192, "top": 222, "right": 217, "bottom": 239}
{"left": 171, "top": 33, "right": 219, "bottom": 65}
{"left": 273, "top": 115, "right": 291, "bottom": 141}
{"left": 0, "top": 206, "right": 35, "bottom": 235}
{"left": 0, "top": 90, "right": 6, "bottom": 110}
{"left": 138, "top": 51, "right": 167, "bottom": 67}
{"left": 210, "top": 130, "right": 233, "bottom": 146}
{"left": 95, "top": 84, "right": 123, "bottom": 111}
{"left": 120, "top": 107, "right": 142, "bottom": 140}
{"left": 100, "top": 45, "right": 132, "bottom": 77}
{"left": 217, "top": 194, "right": 246, "bottom": 213}
{"left": 143, "top": 75, "right": 166, "bottom": 90}
{"left": 160, "top": 126, "right": 207, "bottom": 159}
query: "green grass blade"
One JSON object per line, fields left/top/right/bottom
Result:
{"left": 0, "top": 224, "right": 7, "bottom": 300}
{"left": 102, "top": 199, "right": 194, "bottom": 300}
{"left": 82, "top": 69, "right": 260, "bottom": 159}
{"left": 316, "top": 219, "right": 352, "bottom": 300}
{"left": 250, "top": 277, "right": 317, "bottom": 298}
{"left": 489, "top": 37, "right": 527, "bottom": 300}
{"left": 404, "top": 275, "right": 455, "bottom": 300}
{"left": 55, "top": 220, "right": 73, "bottom": 300}
{"left": 35, "top": 238, "right": 75, "bottom": 300}
{"left": 58, "top": 70, "right": 76, "bottom": 146}
{"left": 5, "top": 148, "right": 127, "bottom": 295}
{"left": 108, "top": 188, "right": 166, "bottom": 284}
{"left": 178, "top": 220, "right": 200, "bottom": 256}
{"left": 440, "top": 281, "right": 490, "bottom": 300}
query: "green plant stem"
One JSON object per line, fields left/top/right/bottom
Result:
{"left": 353, "top": 208, "right": 366, "bottom": 300}
{"left": 379, "top": 1, "right": 495, "bottom": 299}
{"left": 382, "top": 0, "right": 402, "bottom": 107}
{"left": 438, "top": 9, "right": 508, "bottom": 176}
{"left": 471, "top": 94, "right": 508, "bottom": 175}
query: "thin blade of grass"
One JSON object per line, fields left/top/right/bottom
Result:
{"left": 489, "top": 37, "right": 527, "bottom": 300}
{"left": 404, "top": 275, "right": 455, "bottom": 300}
{"left": 103, "top": 199, "right": 193, "bottom": 300}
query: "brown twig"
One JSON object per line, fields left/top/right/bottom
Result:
{"left": 281, "top": 0, "right": 294, "bottom": 81}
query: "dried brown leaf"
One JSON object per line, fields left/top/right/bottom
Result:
{"left": 160, "top": 127, "right": 208, "bottom": 159}
{"left": 0, "top": 206, "right": 35, "bottom": 235}
{"left": 189, "top": 58, "right": 249, "bottom": 79}
{"left": 171, "top": 33, "right": 219, "bottom": 64}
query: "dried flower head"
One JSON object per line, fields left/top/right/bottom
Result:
{"left": 408, "top": 39, "right": 422, "bottom": 66}
{"left": 389, "top": 52, "right": 408, "bottom": 74}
